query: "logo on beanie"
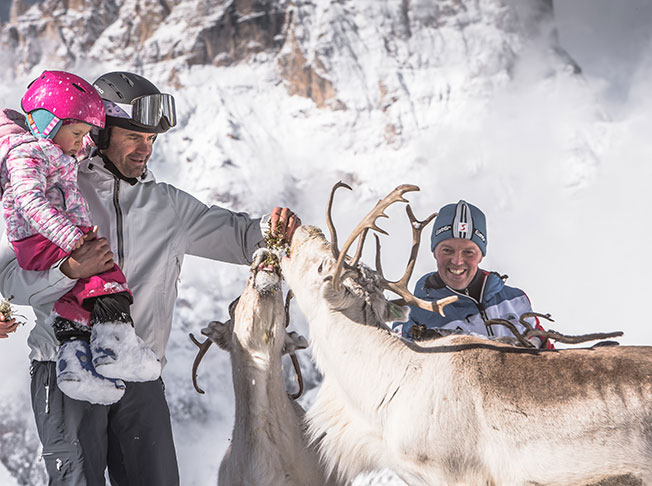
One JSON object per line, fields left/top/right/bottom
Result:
{"left": 474, "top": 229, "right": 486, "bottom": 242}
{"left": 435, "top": 225, "right": 451, "bottom": 236}
{"left": 457, "top": 222, "right": 468, "bottom": 233}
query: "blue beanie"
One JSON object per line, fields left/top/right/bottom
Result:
{"left": 430, "top": 200, "right": 487, "bottom": 255}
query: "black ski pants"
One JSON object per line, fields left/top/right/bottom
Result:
{"left": 30, "top": 361, "right": 180, "bottom": 486}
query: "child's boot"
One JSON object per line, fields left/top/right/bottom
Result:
{"left": 91, "top": 321, "right": 161, "bottom": 381}
{"left": 89, "top": 293, "right": 161, "bottom": 382}
{"left": 56, "top": 335, "right": 126, "bottom": 405}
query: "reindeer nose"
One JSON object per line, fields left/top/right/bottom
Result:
{"left": 257, "top": 262, "right": 276, "bottom": 273}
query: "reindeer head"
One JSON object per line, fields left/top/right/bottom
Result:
{"left": 204, "top": 248, "right": 298, "bottom": 355}
{"left": 280, "top": 183, "right": 457, "bottom": 329}
{"left": 191, "top": 248, "right": 307, "bottom": 396}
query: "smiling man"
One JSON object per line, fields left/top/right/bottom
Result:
{"left": 398, "top": 200, "right": 547, "bottom": 347}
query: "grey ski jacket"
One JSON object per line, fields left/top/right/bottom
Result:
{"left": 0, "top": 155, "right": 265, "bottom": 364}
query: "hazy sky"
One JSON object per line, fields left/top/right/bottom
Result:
{"left": 555, "top": 0, "right": 652, "bottom": 100}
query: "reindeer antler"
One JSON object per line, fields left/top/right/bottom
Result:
{"left": 190, "top": 297, "right": 240, "bottom": 394}
{"left": 284, "top": 290, "right": 304, "bottom": 400}
{"left": 326, "top": 181, "right": 352, "bottom": 259}
{"left": 328, "top": 183, "right": 457, "bottom": 316}
{"left": 485, "top": 312, "right": 624, "bottom": 348}
{"left": 331, "top": 184, "right": 419, "bottom": 290}
{"left": 189, "top": 332, "right": 213, "bottom": 394}
{"left": 373, "top": 205, "right": 456, "bottom": 317}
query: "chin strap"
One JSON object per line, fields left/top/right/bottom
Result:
{"left": 98, "top": 152, "right": 139, "bottom": 185}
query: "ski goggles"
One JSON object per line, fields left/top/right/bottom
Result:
{"left": 103, "top": 93, "right": 177, "bottom": 130}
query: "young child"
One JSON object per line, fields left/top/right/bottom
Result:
{"left": 0, "top": 71, "right": 160, "bottom": 405}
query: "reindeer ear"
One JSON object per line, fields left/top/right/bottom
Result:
{"left": 201, "top": 320, "right": 232, "bottom": 351}
{"left": 282, "top": 331, "right": 309, "bottom": 355}
{"left": 322, "top": 276, "right": 359, "bottom": 311}
{"left": 379, "top": 301, "right": 409, "bottom": 323}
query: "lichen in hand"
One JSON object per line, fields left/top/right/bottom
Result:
{"left": 263, "top": 232, "right": 289, "bottom": 268}
{"left": 0, "top": 296, "right": 24, "bottom": 325}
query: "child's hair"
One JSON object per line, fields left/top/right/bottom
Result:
{"left": 22, "top": 71, "right": 106, "bottom": 140}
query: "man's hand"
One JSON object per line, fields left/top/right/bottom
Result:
{"left": 0, "top": 315, "right": 18, "bottom": 338}
{"left": 269, "top": 207, "right": 302, "bottom": 244}
{"left": 60, "top": 227, "right": 115, "bottom": 279}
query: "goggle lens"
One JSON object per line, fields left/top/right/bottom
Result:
{"left": 131, "top": 93, "right": 177, "bottom": 129}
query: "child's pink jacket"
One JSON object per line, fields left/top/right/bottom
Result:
{"left": 0, "top": 108, "right": 92, "bottom": 253}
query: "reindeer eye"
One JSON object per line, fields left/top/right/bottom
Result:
{"left": 318, "top": 262, "right": 324, "bottom": 273}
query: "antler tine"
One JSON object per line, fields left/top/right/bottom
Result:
{"left": 520, "top": 312, "right": 554, "bottom": 325}
{"left": 517, "top": 312, "right": 553, "bottom": 332}
{"left": 326, "top": 181, "right": 352, "bottom": 259}
{"left": 189, "top": 332, "right": 215, "bottom": 394}
{"left": 332, "top": 184, "right": 420, "bottom": 291}
{"left": 395, "top": 205, "right": 437, "bottom": 289}
{"left": 350, "top": 229, "right": 369, "bottom": 268}
{"left": 524, "top": 329, "right": 624, "bottom": 345}
{"left": 227, "top": 296, "right": 240, "bottom": 320}
{"left": 374, "top": 234, "right": 384, "bottom": 276}
{"left": 288, "top": 353, "right": 304, "bottom": 400}
{"left": 282, "top": 290, "right": 303, "bottom": 400}
{"left": 284, "top": 290, "right": 294, "bottom": 328}
{"left": 484, "top": 319, "right": 535, "bottom": 348}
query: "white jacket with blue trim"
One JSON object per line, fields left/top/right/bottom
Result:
{"left": 398, "top": 270, "right": 534, "bottom": 340}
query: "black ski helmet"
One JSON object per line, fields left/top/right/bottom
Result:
{"left": 91, "top": 72, "right": 176, "bottom": 149}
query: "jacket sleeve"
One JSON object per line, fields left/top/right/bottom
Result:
{"left": 170, "top": 185, "right": 264, "bottom": 265}
{"left": 5, "top": 149, "right": 83, "bottom": 252}
{"left": 0, "top": 233, "right": 76, "bottom": 307}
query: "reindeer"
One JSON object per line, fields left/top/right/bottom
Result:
{"left": 193, "top": 248, "right": 341, "bottom": 486}
{"left": 279, "top": 182, "right": 652, "bottom": 486}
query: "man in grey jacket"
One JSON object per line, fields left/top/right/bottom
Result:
{"left": 0, "top": 71, "right": 300, "bottom": 485}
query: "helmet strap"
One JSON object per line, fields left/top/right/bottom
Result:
{"left": 92, "top": 125, "right": 112, "bottom": 150}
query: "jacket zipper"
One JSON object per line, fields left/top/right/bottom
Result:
{"left": 44, "top": 364, "right": 51, "bottom": 414}
{"left": 477, "top": 276, "right": 494, "bottom": 336}
{"left": 445, "top": 276, "right": 495, "bottom": 336}
{"left": 112, "top": 177, "right": 125, "bottom": 268}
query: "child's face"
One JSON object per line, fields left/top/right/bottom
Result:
{"left": 52, "top": 122, "right": 91, "bottom": 157}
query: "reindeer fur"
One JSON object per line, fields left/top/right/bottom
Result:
{"left": 281, "top": 225, "right": 652, "bottom": 486}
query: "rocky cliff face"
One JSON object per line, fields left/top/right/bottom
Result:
{"left": 2, "top": 0, "right": 572, "bottom": 114}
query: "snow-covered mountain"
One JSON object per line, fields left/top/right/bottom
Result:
{"left": 1, "top": 0, "right": 651, "bottom": 484}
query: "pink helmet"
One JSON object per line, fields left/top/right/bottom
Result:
{"left": 21, "top": 71, "right": 105, "bottom": 134}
